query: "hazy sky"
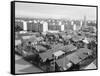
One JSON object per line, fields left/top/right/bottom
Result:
{"left": 15, "top": 2, "right": 96, "bottom": 20}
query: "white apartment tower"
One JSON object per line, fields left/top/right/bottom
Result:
{"left": 73, "top": 24, "right": 76, "bottom": 31}
{"left": 43, "top": 22, "right": 48, "bottom": 32}
{"left": 61, "top": 25, "right": 64, "bottom": 31}
{"left": 22, "top": 20, "right": 27, "bottom": 31}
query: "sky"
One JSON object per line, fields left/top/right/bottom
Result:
{"left": 15, "top": 2, "right": 96, "bottom": 20}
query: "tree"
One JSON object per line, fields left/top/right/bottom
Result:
{"left": 15, "top": 25, "right": 23, "bottom": 32}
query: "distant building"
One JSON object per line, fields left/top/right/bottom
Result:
{"left": 16, "top": 17, "right": 87, "bottom": 33}
{"left": 73, "top": 24, "right": 76, "bottom": 31}
{"left": 84, "top": 16, "right": 87, "bottom": 27}
{"left": 23, "top": 20, "right": 27, "bottom": 31}
{"left": 61, "top": 25, "right": 64, "bottom": 31}
{"left": 43, "top": 22, "right": 48, "bottom": 32}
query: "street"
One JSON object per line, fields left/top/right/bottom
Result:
{"left": 15, "top": 54, "right": 43, "bottom": 74}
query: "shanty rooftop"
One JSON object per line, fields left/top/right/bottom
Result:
{"left": 66, "top": 48, "right": 92, "bottom": 64}
{"left": 67, "top": 53, "right": 81, "bottom": 64}
{"left": 72, "top": 35, "right": 84, "bottom": 42}
{"left": 39, "top": 51, "right": 53, "bottom": 62}
{"left": 56, "top": 56, "right": 71, "bottom": 70}
{"left": 63, "top": 44, "right": 77, "bottom": 52}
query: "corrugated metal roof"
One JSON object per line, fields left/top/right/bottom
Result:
{"left": 56, "top": 57, "right": 70, "bottom": 69}
{"left": 66, "top": 48, "right": 92, "bottom": 64}
{"left": 64, "top": 44, "right": 77, "bottom": 52}
{"left": 36, "top": 45, "right": 47, "bottom": 52}
{"left": 51, "top": 44, "right": 65, "bottom": 52}
{"left": 72, "top": 35, "right": 84, "bottom": 42}
{"left": 77, "top": 53, "right": 88, "bottom": 60}
{"left": 67, "top": 53, "right": 81, "bottom": 64}
{"left": 77, "top": 48, "right": 92, "bottom": 55}
{"left": 53, "top": 50, "right": 65, "bottom": 58}
{"left": 39, "top": 51, "right": 53, "bottom": 62}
